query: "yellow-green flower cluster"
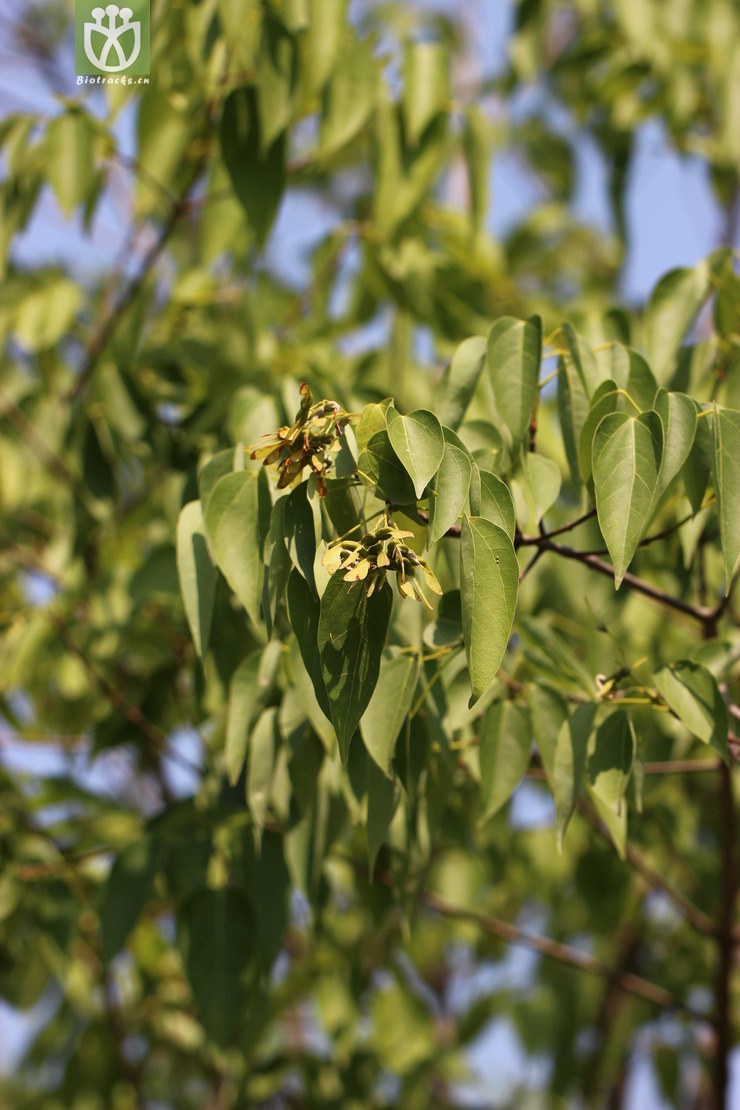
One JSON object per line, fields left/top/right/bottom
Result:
{"left": 323, "top": 522, "right": 443, "bottom": 606}
{"left": 247, "top": 382, "right": 357, "bottom": 496}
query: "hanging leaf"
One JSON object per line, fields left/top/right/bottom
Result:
{"left": 367, "top": 761, "right": 399, "bottom": 874}
{"left": 319, "top": 36, "right": 376, "bottom": 157}
{"left": 220, "top": 86, "right": 287, "bottom": 245}
{"left": 587, "top": 710, "right": 635, "bottom": 813}
{"left": 45, "top": 110, "right": 96, "bottom": 217}
{"left": 592, "top": 412, "right": 663, "bottom": 587}
{"left": 460, "top": 517, "right": 519, "bottom": 703}
{"left": 654, "top": 389, "right": 697, "bottom": 500}
{"left": 176, "top": 502, "right": 217, "bottom": 660}
{"left": 247, "top": 707, "right": 279, "bottom": 841}
{"left": 287, "top": 571, "right": 331, "bottom": 720}
{"left": 519, "top": 453, "right": 561, "bottom": 528}
{"left": 177, "top": 888, "right": 255, "bottom": 1046}
{"left": 437, "top": 336, "right": 486, "bottom": 431}
{"left": 553, "top": 703, "right": 597, "bottom": 848}
{"left": 654, "top": 661, "right": 729, "bottom": 762}
{"left": 476, "top": 470, "right": 516, "bottom": 541}
{"left": 487, "top": 316, "right": 542, "bottom": 451}
{"left": 358, "top": 429, "right": 418, "bottom": 505}
{"left": 283, "top": 480, "right": 322, "bottom": 595}
{"left": 577, "top": 380, "right": 619, "bottom": 484}
{"left": 386, "top": 408, "right": 445, "bottom": 499}
{"left": 318, "top": 576, "right": 393, "bottom": 762}
{"left": 226, "top": 644, "right": 282, "bottom": 785}
{"left": 100, "top": 835, "right": 160, "bottom": 962}
{"left": 478, "top": 701, "right": 532, "bottom": 821}
{"left": 428, "top": 442, "right": 472, "bottom": 545}
{"left": 205, "top": 470, "right": 271, "bottom": 628}
{"left": 402, "top": 41, "right": 450, "bottom": 147}
{"left": 712, "top": 405, "right": 740, "bottom": 592}
{"left": 643, "top": 261, "right": 711, "bottom": 384}
{"left": 360, "top": 649, "right": 420, "bottom": 775}
{"left": 463, "top": 106, "right": 492, "bottom": 238}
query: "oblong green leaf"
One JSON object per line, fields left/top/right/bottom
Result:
{"left": 479, "top": 701, "right": 531, "bottom": 820}
{"left": 476, "top": 470, "right": 516, "bottom": 541}
{"left": 438, "top": 336, "right": 486, "bottom": 431}
{"left": 177, "top": 888, "right": 255, "bottom": 1046}
{"left": 654, "top": 660, "right": 729, "bottom": 761}
{"left": 460, "top": 517, "right": 519, "bottom": 702}
{"left": 403, "top": 41, "right": 450, "bottom": 147}
{"left": 587, "top": 710, "right": 635, "bottom": 813}
{"left": 428, "top": 443, "right": 472, "bottom": 545}
{"left": 221, "top": 86, "right": 286, "bottom": 245}
{"left": 386, "top": 407, "right": 445, "bottom": 499}
{"left": 283, "top": 480, "right": 322, "bottom": 595}
{"left": 358, "top": 428, "right": 418, "bottom": 504}
{"left": 176, "top": 501, "right": 217, "bottom": 660}
{"left": 643, "top": 261, "right": 711, "bottom": 384}
{"left": 318, "top": 577, "right": 393, "bottom": 761}
{"left": 360, "top": 649, "right": 421, "bottom": 775}
{"left": 287, "top": 571, "right": 331, "bottom": 720}
{"left": 100, "top": 834, "right": 159, "bottom": 962}
{"left": 553, "top": 703, "right": 597, "bottom": 848}
{"left": 205, "top": 470, "right": 271, "bottom": 627}
{"left": 487, "top": 316, "right": 542, "bottom": 451}
{"left": 592, "top": 411, "right": 663, "bottom": 587}
{"left": 712, "top": 405, "right": 740, "bottom": 592}
{"left": 654, "top": 389, "right": 697, "bottom": 500}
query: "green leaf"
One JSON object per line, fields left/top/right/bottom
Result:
{"left": 712, "top": 405, "right": 740, "bottom": 592}
{"left": 247, "top": 707, "right": 279, "bottom": 840}
{"left": 683, "top": 413, "right": 713, "bottom": 514}
{"left": 479, "top": 701, "right": 531, "bottom": 820}
{"left": 367, "top": 761, "right": 399, "bottom": 875}
{"left": 487, "top": 316, "right": 542, "bottom": 451}
{"left": 557, "top": 325, "right": 601, "bottom": 484}
{"left": 428, "top": 443, "right": 472, "bottom": 545}
{"left": 205, "top": 470, "right": 271, "bottom": 628}
{"left": 438, "top": 336, "right": 486, "bottom": 431}
{"left": 320, "top": 37, "right": 376, "bottom": 157}
{"left": 403, "top": 41, "right": 450, "bottom": 147}
{"left": 386, "top": 407, "right": 445, "bottom": 499}
{"left": 519, "top": 453, "right": 561, "bottom": 528}
{"left": 654, "top": 390, "right": 697, "bottom": 500}
{"left": 643, "top": 261, "right": 711, "bottom": 384}
{"left": 318, "top": 577, "right": 393, "bottom": 762}
{"left": 198, "top": 450, "right": 235, "bottom": 514}
{"left": 592, "top": 412, "right": 663, "bottom": 587}
{"left": 553, "top": 703, "right": 597, "bottom": 847}
{"left": 263, "top": 496, "right": 292, "bottom": 632}
{"left": 287, "top": 571, "right": 332, "bottom": 721}
{"left": 221, "top": 86, "right": 287, "bottom": 245}
{"left": 358, "top": 429, "right": 418, "bottom": 504}
{"left": 460, "top": 517, "right": 519, "bottom": 703}
{"left": 176, "top": 502, "right": 217, "bottom": 660}
{"left": 586, "top": 784, "right": 627, "bottom": 859}
{"left": 256, "top": 18, "right": 295, "bottom": 151}
{"left": 587, "top": 710, "right": 635, "bottom": 812}
{"left": 654, "top": 661, "right": 729, "bottom": 761}
{"left": 178, "top": 888, "right": 254, "bottom": 1046}
{"left": 45, "top": 110, "right": 96, "bottom": 217}
{"left": 360, "top": 649, "right": 420, "bottom": 775}
{"left": 100, "top": 834, "right": 159, "bottom": 962}
{"left": 527, "top": 684, "right": 568, "bottom": 787}
{"left": 305, "top": 0, "right": 346, "bottom": 92}
{"left": 226, "top": 644, "right": 282, "bottom": 785}
{"left": 283, "top": 480, "right": 322, "bottom": 595}
{"left": 577, "top": 380, "right": 619, "bottom": 484}
{"left": 476, "top": 470, "right": 516, "bottom": 541}
{"left": 463, "top": 106, "right": 491, "bottom": 238}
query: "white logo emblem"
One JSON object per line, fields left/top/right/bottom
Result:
{"left": 84, "top": 5, "right": 141, "bottom": 72}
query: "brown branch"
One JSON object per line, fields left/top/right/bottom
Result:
{"left": 713, "top": 762, "right": 738, "bottom": 1110}
{"left": 419, "top": 888, "right": 704, "bottom": 1020}
{"left": 578, "top": 800, "right": 721, "bottom": 940}
{"left": 531, "top": 538, "right": 715, "bottom": 625}
{"left": 47, "top": 611, "right": 200, "bottom": 776}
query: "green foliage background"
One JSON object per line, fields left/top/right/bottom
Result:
{"left": 0, "top": 1, "right": 738, "bottom": 1107}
